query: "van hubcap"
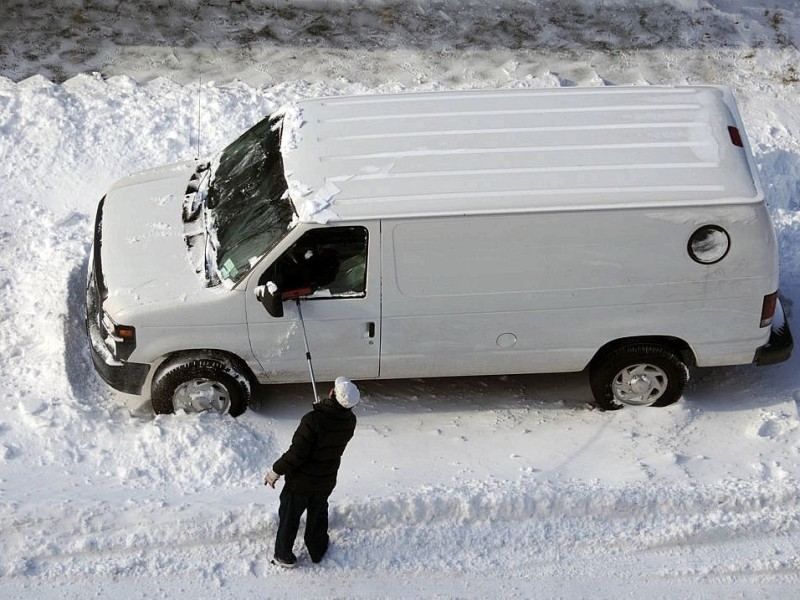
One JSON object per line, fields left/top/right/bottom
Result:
{"left": 612, "top": 364, "right": 668, "bottom": 406}
{"left": 173, "top": 378, "right": 231, "bottom": 414}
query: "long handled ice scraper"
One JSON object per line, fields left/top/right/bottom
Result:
{"left": 282, "top": 288, "right": 320, "bottom": 403}
{"left": 255, "top": 283, "right": 321, "bottom": 403}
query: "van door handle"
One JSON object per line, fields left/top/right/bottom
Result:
{"left": 366, "top": 322, "right": 376, "bottom": 338}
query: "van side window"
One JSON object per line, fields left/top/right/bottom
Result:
{"left": 262, "top": 226, "right": 368, "bottom": 298}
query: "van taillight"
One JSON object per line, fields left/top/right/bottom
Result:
{"left": 761, "top": 292, "right": 778, "bottom": 328}
{"left": 728, "top": 126, "right": 744, "bottom": 148}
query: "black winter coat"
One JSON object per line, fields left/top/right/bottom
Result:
{"left": 272, "top": 398, "right": 357, "bottom": 494}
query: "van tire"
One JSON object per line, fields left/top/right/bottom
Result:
{"left": 589, "top": 344, "right": 688, "bottom": 410}
{"left": 151, "top": 356, "right": 250, "bottom": 417}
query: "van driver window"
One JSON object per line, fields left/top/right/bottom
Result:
{"left": 262, "top": 226, "right": 368, "bottom": 298}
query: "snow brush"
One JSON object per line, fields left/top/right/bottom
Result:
{"left": 282, "top": 288, "right": 320, "bottom": 403}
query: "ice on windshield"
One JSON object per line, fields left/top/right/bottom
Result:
{"left": 204, "top": 116, "right": 293, "bottom": 286}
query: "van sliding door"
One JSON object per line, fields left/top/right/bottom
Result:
{"left": 379, "top": 215, "right": 588, "bottom": 379}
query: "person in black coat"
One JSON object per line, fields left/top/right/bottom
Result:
{"left": 265, "top": 377, "right": 359, "bottom": 568}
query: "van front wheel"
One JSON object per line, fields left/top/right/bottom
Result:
{"left": 151, "top": 356, "right": 250, "bottom": 417}
{"left": 589, "top": 345, "right": 688, "bottom": 410}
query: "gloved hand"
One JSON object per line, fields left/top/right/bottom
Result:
{"left": 264, "top": 469, "right": 280, "bottom": 488}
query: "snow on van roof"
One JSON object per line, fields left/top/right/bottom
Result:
{"left": 279, "top": 86, "right": 762, "bottom": 222}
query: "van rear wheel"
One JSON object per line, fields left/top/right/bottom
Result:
{"left": 589, "top": 344, "right": 688, "bottom": 410}
{"left": 151, "top": 356, "right": 250, "bottom": 417}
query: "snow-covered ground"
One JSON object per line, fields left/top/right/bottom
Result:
{"left": 1, "top": 1, "right": 799, "bottom": 597}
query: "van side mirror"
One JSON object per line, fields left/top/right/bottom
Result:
{"left": 256, "top": 282, "right": 284, "bottom": 318}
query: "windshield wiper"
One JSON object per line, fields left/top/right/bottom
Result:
{"left": 182, "top": 161, "right": 210, "bottom": 223}
{"left": 203, "top": 204, "right": 222, "bottom": 287}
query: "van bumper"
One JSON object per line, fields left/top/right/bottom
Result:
{"left": 92, "top": 346, "right": 150, "bottom": 396}
{"left": 754, "top": 299, "right": 793, "bottom": 366}
{"left": 89, "top": 344, "right": 150, "bottom": 395}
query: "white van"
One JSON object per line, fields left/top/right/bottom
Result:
{"left": 87, "top": 86, "right": 792, "bottom": 415}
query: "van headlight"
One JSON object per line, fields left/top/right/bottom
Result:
{"left": 101, "top": 314, "right": 137, "bottom": 360}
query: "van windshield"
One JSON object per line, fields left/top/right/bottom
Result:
{"left": 206, "top": 116, "right": 293, "bottom": 286}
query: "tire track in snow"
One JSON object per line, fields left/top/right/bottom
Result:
{"left": 7, "top": 477, "right": 799, "bottom": 580}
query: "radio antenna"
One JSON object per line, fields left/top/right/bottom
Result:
{"left": 196, "top": 75, "right": 202, "bottom": 159}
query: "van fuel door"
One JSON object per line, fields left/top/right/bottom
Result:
{"left": 496, "top": 333, "right": 518, "bottom": 349}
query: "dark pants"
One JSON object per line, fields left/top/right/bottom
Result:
{"left": 275, "top": 486, "right": 331, "bottom": 563}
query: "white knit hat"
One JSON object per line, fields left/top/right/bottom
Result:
{"left": 333, "top": 376, "right": 360, "bottom": 408}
